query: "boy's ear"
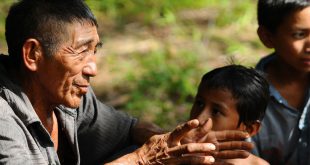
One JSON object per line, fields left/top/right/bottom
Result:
{"left": 22, "top": 39, "right": 43, "bottom": 71}
{"left": 257, "top": 26, "right": 274, "bottom": 48}
{"left": 244, "top": 120, "right": 261, "bottom": 137}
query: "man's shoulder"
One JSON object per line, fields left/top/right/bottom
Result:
{"left": 0, "top": 96, "right": 15, "bottom": 116}
{"left": 0, "top": 96, "right": 28, "bottom": 139}
{"left": 0, "top": 96, "right": 42, "bottom": 164}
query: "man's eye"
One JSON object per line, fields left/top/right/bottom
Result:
{"left": 79, "top": 49, "right": 89, "bottom": 54}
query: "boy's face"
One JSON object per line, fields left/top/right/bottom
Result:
{"left": 190, "top": 88, "right": 242, "bottom": 131}
{"left": 265, "top": 6, "right": 310, "bottom": 72}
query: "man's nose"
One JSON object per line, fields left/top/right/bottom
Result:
{"left": 82, "top": 56, "right": 97, "bottom": 77}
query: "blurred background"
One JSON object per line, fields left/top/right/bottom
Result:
{"left": 0, "top": 0, "right": 269, "bottom": 130}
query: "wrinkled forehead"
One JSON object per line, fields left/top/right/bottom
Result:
{"left": 62, "top": 20, "right": 100, "bottom": 46}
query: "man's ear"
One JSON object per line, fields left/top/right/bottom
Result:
{"left": 244, "top": 121, "right": 261, "bottom": 137}
{"left": 22, "top": 39, "right": 43, "bottom": 71}
{"left": 257, "top": 26, "right": 274, "bottom": 48}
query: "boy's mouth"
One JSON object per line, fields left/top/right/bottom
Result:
{"left": 300, "top": 58, "right": 310, "bottom": 66}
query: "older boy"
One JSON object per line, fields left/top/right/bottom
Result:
{"left": 251, "top": 0, "right": 310, "bottom": 164}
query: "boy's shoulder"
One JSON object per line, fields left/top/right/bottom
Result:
{"left": 256, "top": 53, "right": 276, "bottom": 71}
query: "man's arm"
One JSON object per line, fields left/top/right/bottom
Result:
{"left": 106, "top": 119, "right": 217, "bottom": 165}
{"left": 106, "top": 119, "right": 254, "bottom": 164}
{"left": 77, "top": 88, "right": 138, "bottom": 164}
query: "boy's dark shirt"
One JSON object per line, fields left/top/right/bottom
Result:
{"left": 252, "top": 53, "right": 310, "bottom": 165}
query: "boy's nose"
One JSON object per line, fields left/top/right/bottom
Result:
{"left": 197, "top": 111, "right": 211, "bottom": 125}
{"left": 305, "top": 36, "right": 310, "bottom": 54}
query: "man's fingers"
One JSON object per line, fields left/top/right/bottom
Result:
{"left": 169, "top": 119, "right": 200, "bottom": 146}
{"left": 160, "top": 155, "right": 216, "bottom": 165}
{"left": 217, "top": 141, "right": 254, "bottom": 151}
{"left": 198, "top": 130, "right": 250, "bottom": 144}
{"left": 168, "top": 143, "right": 216, "bottom": 157}
{"left": 213, "top": 130, "right": 250, "bottom": 141}
{"left": 214, "top": 140, "right": 254, "bottom": 159}
{"left": 213, "top": 162, "right": 234, "bottom": 165}
{"left": 200, "top": 118, "right": 213, "bottom": 134}
{"left": 213, "top": 150, "right": 250, "bottom": 159}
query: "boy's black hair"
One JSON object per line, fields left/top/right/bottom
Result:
{"left": 258, "top": 0, "right": 310, "bottom": 33}
{"left": 5, "top": 0, "right": 98, "bottom": 66}
{"left": 198, "top": 65, "right": 270, "bottom": 127}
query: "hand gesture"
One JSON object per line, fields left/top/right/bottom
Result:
{"left": 182, "top": 118, "right": 254, "bottom": 160}
{"left": 135, "top": 119, "right": 218, "bottom": 164}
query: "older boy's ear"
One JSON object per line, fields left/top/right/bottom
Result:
{"left": 257, "top": 26, "right": 274, "bottom": 48}
{"left": 245, "top": 121, "right": 261, "bottom": 137}
{"left": 22, "top": 39, "right": 43, "bottom": 71}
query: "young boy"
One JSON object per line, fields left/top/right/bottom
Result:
{"left": 187, "top": 64, "right": 270, "bottom": 164}
{"left": 251, "top": 0, "right": 310, "bottom": 164}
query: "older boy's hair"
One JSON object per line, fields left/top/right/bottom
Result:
{"left": 258, "top": 0, "right": 310, "bottom": 33}
{"left": 5, "top": 0, "right": 98, "bottom": 66}
{"left": 199, "top": 65, "right": 269, "bottom": 127}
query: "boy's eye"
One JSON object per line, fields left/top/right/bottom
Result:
{"left": 195, "top": 100, "right": 205, "bottom": 109}
{"left": 211, "top": 108, "right": 221, "bottom": 116}
{"left": 292, "top": 31, "right": 306, "bottom": 39}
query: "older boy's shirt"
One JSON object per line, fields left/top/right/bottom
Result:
{"left": 0, "top": 55, "right": 137, "bottom": 165}
{"left": 252, "top": 53, "right": 310, "bottom": 165}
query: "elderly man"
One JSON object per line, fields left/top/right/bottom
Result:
{"left": 0, "top": 0, "right": 253, "bottom": 164}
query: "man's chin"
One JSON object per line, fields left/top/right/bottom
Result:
{"left": 63, "top": 97, "right": 82, "bottom": 108}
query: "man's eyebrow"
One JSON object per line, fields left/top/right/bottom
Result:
{"left": 75, "top": 39, "right": 101, "bottom": 49}
{"left": 74, "top": 39, "right": 92, "bottom": 49}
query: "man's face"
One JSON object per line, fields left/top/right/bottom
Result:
{"left": 270, "top": 6, "right": 310, "bottom": 72}
{"left": 37, "top": 21, "right": 101, "bottom": 108}
{"left": 190, "top": 88, "right": 241, "bottom": 131}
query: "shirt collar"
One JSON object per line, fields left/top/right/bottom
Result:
{"left": 256, "top": 53, "right": 310, "bottom": 112}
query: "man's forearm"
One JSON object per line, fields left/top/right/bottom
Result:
{"left": 104, "top": 151, "right": 140, "bottom": 165}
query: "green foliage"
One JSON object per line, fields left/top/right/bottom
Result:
{"left": 86, "top": 0, "right": 209, "bottom": 26}
{"left": 89, "top": 0, "right": 266, "bottom": 129}
{"left": 201, "top": 0, "right": 256, "bottom": 27}
{"left": 124, "top": 50, "right": 202, "bottom": 129}
{"left": 0, "top": 0, "right": 16, "bottom": 49}
{"left": 86, "top": 0, "right": 256, "bottom": 28}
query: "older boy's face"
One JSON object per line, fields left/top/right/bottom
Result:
{"left": 36, "top": 21, "right": 100, "bottom": 108}
{"left": 190, "top": 88, "right": 241, "bottom": 131}
{"left": 270, "top": 6, "right": 310, "bottom": 72}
